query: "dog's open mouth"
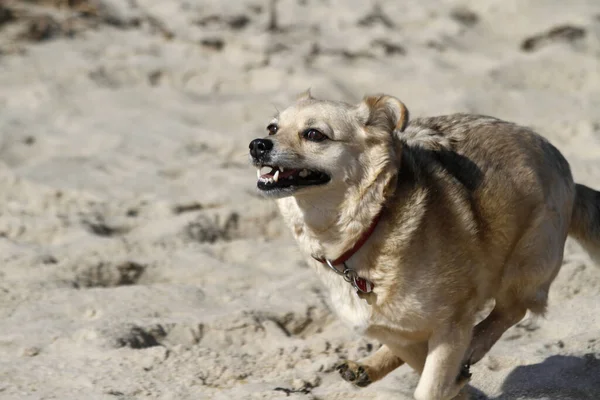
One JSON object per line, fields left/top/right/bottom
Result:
{"left": 256, "top": 165, "right": 330, "bottom": 191}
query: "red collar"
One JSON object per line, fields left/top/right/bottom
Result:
{"left": 311, "top": 212, "right": 382, "bottom": 294}
{"left": 312, "top": 211, "right": 382, "bottom": 266}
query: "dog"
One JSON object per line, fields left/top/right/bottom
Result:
{"left": 248, "top": 90, "right": 600, "bottom": 400}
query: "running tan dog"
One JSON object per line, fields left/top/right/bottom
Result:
{"left": 248, "top": 91, "right": 600, "bottom": 400}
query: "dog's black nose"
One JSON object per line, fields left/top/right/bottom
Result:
{"left": 249, "top": 138, "right": 273, "bottom": 160}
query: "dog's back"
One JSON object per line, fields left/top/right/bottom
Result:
{"left": 398, "top": 113, "right": 600, "bottom": 311}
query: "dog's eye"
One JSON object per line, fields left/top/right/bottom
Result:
{"left": 266, "top": 124, "right": 278, "bottom": 135}
{"left": 303, "top": 129, "right": 327, "bottom": 142}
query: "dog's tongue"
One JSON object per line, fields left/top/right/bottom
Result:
{"left": 279, "top": 168, "right": 298, "bottom": 178}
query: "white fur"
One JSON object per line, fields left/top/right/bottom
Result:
{"left": 313, "top": 262, "right": 373, "bottom": 335}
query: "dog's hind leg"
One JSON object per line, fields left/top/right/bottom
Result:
{"left": 466, "top": 259, "right": 561, "bottom": 366}
{"left": 466, "top": 264, "right": 559, "bottom": 366}
{"left": 337, "top": 344, "right": 404, "bottom": 387}
{"left": 465, "top": 300, "right": 528, "bottom": 365}
{"left": 467, "top": 209, "right": 567, "bottom": 366}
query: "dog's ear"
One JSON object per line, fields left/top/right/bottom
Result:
{"left": 296, "top": 88, "right": 314, "bottom": 102}
{"left": 355, "top": 94, "right": 410, "bottom": 133}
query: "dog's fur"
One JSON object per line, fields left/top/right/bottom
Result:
{"left": 248, "top": 91, "right": 600, "bottom": 400}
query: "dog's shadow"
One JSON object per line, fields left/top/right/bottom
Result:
{"left": 470, "top": 354, "right": 600, "bottom": 399}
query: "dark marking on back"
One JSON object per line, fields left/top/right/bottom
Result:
{"left": 400, "top": 143, "right": 483, "bottom": 193}
{"left": 398, "top": 140, "right": 486, "bottom": 238}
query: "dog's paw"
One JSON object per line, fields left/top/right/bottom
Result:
{"left": 336, "top": 360, "right": 372, "bottom": 388}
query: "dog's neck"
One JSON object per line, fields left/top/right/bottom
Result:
{"left": 276, "top": 169, "right": 396, "bottom": 262}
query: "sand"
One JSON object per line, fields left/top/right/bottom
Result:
{"left": 0, "top": 0, "right": 599, "bottom": 399}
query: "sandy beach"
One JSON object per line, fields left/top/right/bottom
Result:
{"left": 0, "top": 0, "right": 599, "bottom": 399}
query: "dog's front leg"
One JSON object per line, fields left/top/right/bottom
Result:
{"left": 413, "top": 321, "right": 473, "bottom": 400}
{"left": 337, "top": 344, "right": 404, "bottom": 387}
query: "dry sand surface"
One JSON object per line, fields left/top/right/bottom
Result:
{"left": 1, "top": 0, "right": 600, "bottom": 399}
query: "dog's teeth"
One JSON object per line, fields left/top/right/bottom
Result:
{"left": 256, "top": 169, "right": 261, "bottom": 179}
{"left": 273, "top": 170, "right": 280, "bottom": 183}
{"left": 280, "top": 167, "right": 285, "bottom": 172}
{"left": 299, "top": 169, "right": 309, "bottom": 178}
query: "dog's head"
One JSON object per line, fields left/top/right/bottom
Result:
{"left": 249, "top": 91, "right": 409, "bottom": 200}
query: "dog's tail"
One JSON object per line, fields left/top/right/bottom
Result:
{"left": 569, "top": 183, "right": 600, "bottom": 265}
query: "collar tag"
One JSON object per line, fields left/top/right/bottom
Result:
{"left": 353, "top": 277, "right": 373, "bottom": 294}
{"left": 323, "top": 259, "right": 374, "bottom": 294}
